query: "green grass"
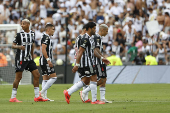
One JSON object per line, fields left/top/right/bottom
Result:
{"left": 0, "top": 84, "right": 170, "bottom": 113}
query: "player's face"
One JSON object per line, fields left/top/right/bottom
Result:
{"left": 21, "top": 21, "right": 29, "bottom": 30}
{"left": 102, "top": 28, "right": 108, "bottom": 36}
{"left": 91, "top": 26, "right": 96, "bottom": 35}
{"left": 49, "top": 27, "right": 55, "bottom": 36}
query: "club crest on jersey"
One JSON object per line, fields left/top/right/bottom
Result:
{"left": 85, "top": 71, "right": 90, "bottom": 74}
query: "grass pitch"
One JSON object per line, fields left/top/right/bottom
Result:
{"left": 0, "top": 84, "right": 170, "bottom": 113}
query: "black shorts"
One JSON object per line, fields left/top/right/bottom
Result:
{"left": 78, "top": 66, "right": 96, "bottom": 78}
{"left": 40, "top": 61, "right": 55, "bottom": 76}
{"left": 15, "top": 59, "right": 37, "bottom": 72}
{"left": 96, "top": 64, "right": 107, "bottom": 80}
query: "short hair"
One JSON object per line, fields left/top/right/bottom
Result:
{"left": 99, "top": 24, "right": 108, "bottom": 30}
{"left": 22, "top": 19, "right": 30, "bottom": 24}
{"left": 45, "top": 24, "right": 54, "bottom": 30}
{"left": 165, "top": 12, "right": 169, "bottom": 16}
{"left": 86, "top": 22, "right": 96, "bottom": 31}
{"left": 82, "top": 24, "right": 87, "bottom": 30}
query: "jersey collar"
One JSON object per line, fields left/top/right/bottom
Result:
{"left": 43, "top": 32, "right": 50, "bottom": 38}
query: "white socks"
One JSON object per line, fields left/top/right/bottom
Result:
{"left": 83, "top": 85, "right": 89, "bottom": 101}
{"left": 100, "top": 87, "right": 106, "bottom": 100}
{"left": 42, "top": 80, "right": 48, "bottom": 98}
{"left": 67, "top": 81, "right": 85, "bottom": 95}
{"left": 90, "top": 81, "right": 97, "bottom": 102}
{"left": 11, "top": 88, "right": 17, "bottom": 99}
{"left": 34, "top": 87, "right": 39, "bottom": 98}
{"left": 40, "top": 77, "right": 57, "bottom": 94}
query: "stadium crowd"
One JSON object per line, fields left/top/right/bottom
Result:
{"left": 0, "top": 0, "right": 170, "bottom": 66}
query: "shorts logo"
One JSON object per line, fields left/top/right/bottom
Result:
{"left": 85, "top": 71, "right": 90, "bottom": 74}
{"left": 20, "top": 61, "right": 22, "bottom": 65}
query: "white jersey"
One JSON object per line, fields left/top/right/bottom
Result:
{"left": 134, "top": 17, "right": 143, "bottom": 32}
{"left": 157, "top": 48, "right": 165, "bottom": 59}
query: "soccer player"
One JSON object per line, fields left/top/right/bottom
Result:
{"left": 80, "top": 24, "right": 112, "bottom": 103}
{"left": 64, "top": 22, "right": 110, "bottom": 104}
{"left": 9, "top": 19, "right": 48, "bottom": 102}
{"left": 39, "top": 24, "right": 57, "bottom": 101}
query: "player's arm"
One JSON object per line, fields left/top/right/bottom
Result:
{"left": 42, "top": 36, "right": 53, "bottom": 67}
{"left": 31, "top": 44, "right": 34, "bottom": 59}
{"left": 12, "top": 33, "right": 25, "bottom": 50}
{"left": 42, "top": 43, "right": 53, "bottom": 67}
{"left": 72, "top": 37, "right": 87, "bottom": 73}
{"left": 93, "top": 36, "right": 110, "bottom": 65}
{"left": 94, "top": 49, "right": 110, "bottom": 65}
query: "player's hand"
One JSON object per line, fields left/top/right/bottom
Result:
{"left": 102, "top": 58, "right": 110, "bottom": 65}
{"left": 47, "top": 60, "right": 53, "bottom": 67}
{"left": 72, "top": 66, "right": 78, "bottom": 73}
{"left": 19, "top": 46, "right": 25, "bottom": 50}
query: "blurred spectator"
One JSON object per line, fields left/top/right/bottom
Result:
{"left": 0, "top": 52, "right": 7, "bottom": 67}
{"left": 145, "top": 51, "right": 158, "bottom": 65}
{"left": 163, "top": 12, "right": 170, "bottom": 33}
{"left": 107, "top": 52, "right": 123, "bottom": 66}
{"left": 155, "top": 43, "right": 168, "bottom": 65}
{"left": 127, "top": 43, "right": 138, "bottom": 62}
{"left": 135, "top": 36, "right": 143, "bottom": 53}
{"left": 132, "top": 52, "right": 146, "bottom": 65}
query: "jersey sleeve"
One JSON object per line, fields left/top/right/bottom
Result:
{"left": 32, "top": 32, "right": 35, "bottom": 43}
{"left": 94, "top": 35, "right": 101, "bottom": 49}
{"left": 80, "top": 37, "right": 89, "bottom": 49}
{"left": 13, "top": 33, "right": 21, "bottom": 44}
{"left": 41, "top": 35, "right": 49, "bottom": 45}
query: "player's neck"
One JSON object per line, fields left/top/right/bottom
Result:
{"left": 45, "top": 31, "right": 50, "bottom": 36}
{"left": 24, "top": 29, "right": 30, "bottom": 33}
{"left": 86, "top": 31, "right": 91, "bottom": 37}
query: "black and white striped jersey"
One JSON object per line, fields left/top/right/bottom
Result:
{"left": 74, "top": 34, "right": 83, "bottom": 59}
{"left": 93, "top": 33, "right": 104, "bottom": 65}
{"left": 40, "top": 33, "right": 53, "bottom": 64}
{"left": 13, "top": 30, "right": 35, "bottom": 61}
{"left": 79, "top": 33, "right": 95, "bottom": 68}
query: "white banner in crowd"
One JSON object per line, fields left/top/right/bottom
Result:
{"left": 146, "top": 20, "right": 160, "bottom": 36}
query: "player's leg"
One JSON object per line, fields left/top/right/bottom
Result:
{"left": 64, "top": 68, "right": 89, "bottom": 104}
{"left": 29, "top": 60, "right": 48, "bottom": 102}
{"left": 82, "top": 84, "right": 91, "bottom": 103}
{"left": 9, "top": 71, "right": 23, "bottom": 102}
{"left": 40, "top": 73, "right": 57, "bottom": 99}
{"left": 42, "top": 75, "right": 49, "bottom": 99}
{"left": 9, "top": 59, "right": 26, "bottom": 102}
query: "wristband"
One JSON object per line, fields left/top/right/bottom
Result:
{"left": 75, "top": 63, "right": 80, "bottom": 67}
{"left": 46, "top": 58, "right": 50, "bottom": 61}
{"left": 100, "top": 57, "right": 104, "bottom": 60}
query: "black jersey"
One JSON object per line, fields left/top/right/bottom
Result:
{"left": 93, "top": 33, "right": 104, "bottom": 65}
{"left": 40, "top": 33, "right": 53, "bottom": 64}
{"left": 79, "top": 33, "right": 95, "bottom": 68}
{"left": 13, "top": 30, "right": 35, "bottom": 61}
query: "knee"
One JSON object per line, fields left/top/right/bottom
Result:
{"left": 16, "top": 76, "right": 22, "bottom": 81}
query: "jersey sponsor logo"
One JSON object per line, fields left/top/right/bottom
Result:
{"left": 22, "top": 42, "right": 33, "bottom": 45}
{"left": 85, "top": 71, "right": 90, "bottom": 74}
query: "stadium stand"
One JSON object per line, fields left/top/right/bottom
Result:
{"left": 0, "top": 0, "right": 170, "bottom": 66}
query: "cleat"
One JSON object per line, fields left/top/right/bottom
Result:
{"left": 79, "top": 91, "right": 86, "bottom": 103}
{"left": 91, "top": 100, "right": 105, "bottom": 104}
{"left": 63, "top": 90, "right": 70, "bottom": 104}
{"left": 101, "top": 99, "right": 112, "bottom": 103}
{"left": 9, "top": 98, "right": 22, "bottom": 102}
{"left": 34, "top": 96, "right": 48, "bottom": 102}
{"left": 84, "top": 99, "right": 91, "bottom": 103}
{"left": 46, "top": 98, "right": 54, "bottom": 102}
